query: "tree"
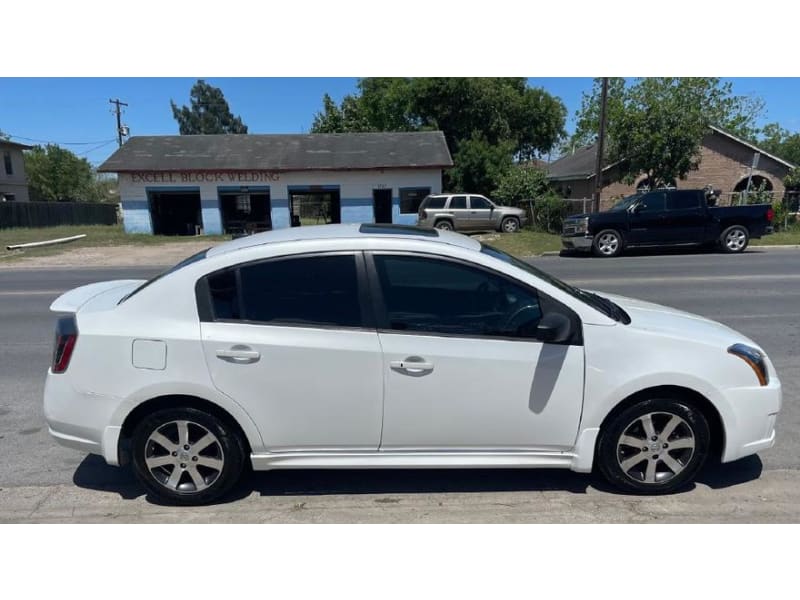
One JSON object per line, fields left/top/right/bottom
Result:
{"left": 493, "top": 164, "right": 551, "bottom": 205}
{"left": 570, "top": 78, "right": 765, "bottom": 186}
{"left": 0, "top": 129, "right": 10, "bottom": 141}
{"left": 311, "top": 78, "right": 566, "bottom": 195}
{"left": 170, "top": 80, "right": 248, "bottom": 134}
{"left": 24, "top": 144, "right": 98, "bottom": 201}
{"left": 758, "top": 122, "right": 800, "bottom": 166}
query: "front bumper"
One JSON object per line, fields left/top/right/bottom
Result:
{"left": 720, "top": 378, "right": 782, "bottom": 463}
{"left": 561, "top": 234, "right": 594, "bottom": 251}
{"left": 43, "top": 369, "right": 123, "bottom": 466}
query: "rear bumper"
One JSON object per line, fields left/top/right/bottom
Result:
{"left": 561, "top": 234, "right": 593, "bottom": 251}
{"left": 43, "top": 369, "right": 123, "bottom": 466}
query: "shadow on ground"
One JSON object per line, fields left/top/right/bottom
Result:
{"left": 558, "top": 246, "right": 766, "bottom": 259}
{"left": 72, "top": 453, "right": 764, "bottom": 507}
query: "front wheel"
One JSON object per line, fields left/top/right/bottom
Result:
{"left": 592, "top": 229, "right": 623, "bottom": 257}
{"left": 131, "top": 407, "right": 246, "bottom": 505}
{"left": 720, "top": 225, "right": 749, "bottom": 253}
{"left": 500, "top": 216, "right": 520, "bottom": 233}
{"left": 596, "top": 397, "right": 710, "bottom": 494}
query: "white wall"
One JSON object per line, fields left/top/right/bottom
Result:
{"left": 117, "top": 168, "right": 443, "bottom": 234}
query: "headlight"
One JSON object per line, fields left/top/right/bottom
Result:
{"left": 575, "top": 217, "right": 589, "bottom": 234}
{"left": 728, "top": 343, "right": 769, "bottom": 386}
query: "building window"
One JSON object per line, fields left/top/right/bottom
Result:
{"left": 2, "top": 194, "right": 16, "bottom": 202}
{"left": 235, "top": 195, "right": 251, "bottom": 214}
{"left": 399, "top": 187, "right": 431, "bottom": 214}
{"left": 3, "top": 152, "right": 12, "bottom": 176}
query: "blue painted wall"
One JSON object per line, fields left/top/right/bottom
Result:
{"left": 340, "top": 197, "right": 374, "bottom": 224}
{"left": 393, "top": 197, "right": 417, "bottom": 225}
{"left": 271, "top": 198, "right": 290, "bottom": 229}
{"left": 201, "top": 198, "right": 223, "bottom": 235}
{"left": 121, "top": 200, "right": 153, "bottom": 234}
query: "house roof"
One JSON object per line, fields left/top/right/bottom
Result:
{"left": 0, "top": 140, "right": 34, "bottom": 151}
{"left": 98, "top": 131, "right": 453, "bottom": 173}
{"left": 547, "top": 126, "right": 797, "bottom": 182}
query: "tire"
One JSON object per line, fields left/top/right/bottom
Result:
{"left": 596, "top": 397, "right": 711, "bottom": 494}
{"left": 592, "top": 229, "right": 623, "bottom": 257}
{"left": 131, "top": 407, "right": 246, "bottom": 505}
{"left": 500, "top": 216, "right": 520, "bottom": 233}
{"left": 435, "top": 220, "right": 454, "bottom": 231}
{"left": 720, "top": 225, "right": 749, "bottom": 253}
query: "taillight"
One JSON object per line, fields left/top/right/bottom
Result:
{"left": 52, "top": 316, "right": 78, "bottom": 374}
{"left": 766, "top": 208, "right": 774, "bottom": 222}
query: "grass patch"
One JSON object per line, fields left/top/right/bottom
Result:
{"left": 0, "top": 224, "right": 230, "bottom": 260}
{"left": 472, "top": 229, "right": 562, "bottom": 257}
{"left": 751, "top": 227, "right": 800, "bottom": 246}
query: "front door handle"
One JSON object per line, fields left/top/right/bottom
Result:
{"left": 390, "top": 358, "right": 434, "bottom": 375}
{"left": 216, "top": 345, "right": 260, "bottom": 364}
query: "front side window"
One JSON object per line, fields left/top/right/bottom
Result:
{"left": 639, "top": 192, "right": 666, "bottom": 211}
{"left": 449, "top": 195, "right": 467, "bottom": 209}
{"left": 373, "top": 254, "right": 544, "bottom": 339}
{"left": 470, "top": 196, "right": 492, "bottom": 209}
{"left": 208, "top": 254, "right": 362, "bottom": 328}
{"left": 3, "top": 152, "right": 12, "bottom": 175}
{"left": 400, "top": 187, "right": 432, "bottom": 214}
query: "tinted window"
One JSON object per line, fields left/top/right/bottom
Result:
{"left": 422, "top": 196, "right": 447, "bottom": 210}
{"left": 237, "top": 255, "right": 362, "bottom": 327}
{"left": 639, "top": 192, "right": 666, "bottom": 211}
{"left": 3, "top": 152, "right": 12, "bottom": 175}
{"left": 373, "top": 255, "right": 542, "bottom": 338}
{"left": 449, "top": 195, "right": 467, "bottom": 209}
{"left": 400, "top": 188, "right": 432, "bottom": 214}
{"left": 470, "top": 196, "right": 491, "bottom": 209}
{"left": 667, "top": 191, "right": 701, "bottom": 210}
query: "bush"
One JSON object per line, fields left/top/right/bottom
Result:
{"left": 531, "top": 194, "right": 569, "bottom": 233}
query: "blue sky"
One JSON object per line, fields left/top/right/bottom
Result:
{"left": 2, "top": 77, "right": 798, "bottom": 166}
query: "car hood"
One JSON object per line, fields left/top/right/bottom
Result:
{"left": 593, "top": 291, "right": 761, "bottom": 350}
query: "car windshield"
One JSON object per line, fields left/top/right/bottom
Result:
{"left": 480, "top": 244, "right": 630, "bottom": 323}
{"left": 118, "top": 248, "right": 209, "bottom": 304}
{"left": 609, "top": 194, "right": 642, "bottom": 211}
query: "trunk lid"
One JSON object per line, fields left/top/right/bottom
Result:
{"left": 50, "top": 280, "right": 145, "bottom": 314}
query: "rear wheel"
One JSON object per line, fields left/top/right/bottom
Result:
{"left": 596, "top": 397, "right": 710, "bottom": 494}
{"left": 435, "top": 220, "right": 454, "bottom": 231}
{"left": 592, "top": 229, "right": 623, "bottom": 257}
{"left": 131, "top": 407, "right": 245, "bottom": 505}
{"left": 720, "top": 225, "right": 749, "bottom": 253}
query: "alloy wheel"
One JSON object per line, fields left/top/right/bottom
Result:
{"left": 597, "top": 232, "right": 619, "bottom": 255}
{"left": 725, "top": 228, "right": 747, "bottom": 251}
{"left": 615, "top": 412, "right": 695, "bottom": 484}
{"left": 144, "top": 420, "right": 225, "bottom": 494}
{"left": 502, "top": 218, "right": 519, "bottom": 233}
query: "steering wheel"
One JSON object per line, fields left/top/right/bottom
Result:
{"left": 502, "top": 304, "right": 541, "bottom": 333}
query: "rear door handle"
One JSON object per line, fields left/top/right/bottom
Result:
{"left": 216, "top": 346, "right": 260, "bottom": 364}
{"left": 390, "top": 358, "right": 434, "bottom": 375}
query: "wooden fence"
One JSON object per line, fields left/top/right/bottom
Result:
{"left": 0, "top": 201, "right": 119, "bottom": 229}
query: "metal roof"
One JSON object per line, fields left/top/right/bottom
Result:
{"left": 98, "top": 131, "right": 453, "bottom": 173}
{"left": 0, "top": 140, "right": 34, "bottom": 151}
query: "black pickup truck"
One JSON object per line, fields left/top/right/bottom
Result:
{"left": 561, "top": 188, "right": 774, "bottom": 257}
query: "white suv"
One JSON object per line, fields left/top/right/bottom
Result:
{"left": 45, "top": 223, "right": 780, "bottom": 504}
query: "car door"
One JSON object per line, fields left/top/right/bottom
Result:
{"left": 468, "top": 195, "right": 495, "bottom": 229}
{"left": 367, "top": 252, "right": 585, "bottom": 452}
{"left": 627, "top": 191, "right": 669, "bottom": 244}
{"left": 197, "top": 252, "right": 384, "bottom": 452}
{"left": 446, "top": 195, "right": 469, "bottom": 230}
{"left": 663, "top": 190, "right": 706, "bottom": 243}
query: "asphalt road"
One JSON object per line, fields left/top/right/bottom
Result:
{"left": 0, "top": 247, "right": 798, "bottom": 522}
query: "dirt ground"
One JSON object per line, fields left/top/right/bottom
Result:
{"left": 0, "top": 241, "right": 222, "bottom": 269}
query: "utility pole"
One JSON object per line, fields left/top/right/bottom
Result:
{"left": 109, "top": 98, "right": 129, "bottom": 147}
{"left": 593, "top": 77, "right": 609, "bottom": 213}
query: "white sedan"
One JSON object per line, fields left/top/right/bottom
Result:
{"left": 44, "top": 224, "right": 781, "bottom": 504}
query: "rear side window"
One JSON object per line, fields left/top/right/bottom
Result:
{"left": 205, "top": 254, "right": 363, "bottom": 328}
{"left": 449, "top": 195, "right": 467, "bottom": 209}
{"left": 667, "top": 191, "right": 702, "bottom": 210}
{"left": 422, "top": 196, "right": 447, "bottom": 210}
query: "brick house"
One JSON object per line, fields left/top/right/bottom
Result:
{"left": 547, "top": 126, "right": 796, "bottom": 209}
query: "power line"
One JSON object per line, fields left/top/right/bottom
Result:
{"left": 78, "top": 139, "right": 117, "bottom": 157}
{"left": 6, "top": 134, "right": 118, "bottom": 146}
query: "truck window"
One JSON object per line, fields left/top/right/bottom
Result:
{"left": 639, "top": 192, "right": 666, "bottom": 211}
{"left": 667, "top": 191, "right": 702, "bottom": 210}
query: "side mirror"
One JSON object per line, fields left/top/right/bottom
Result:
{"left": 535, "top": 312, "right": 572, "bottom": 344}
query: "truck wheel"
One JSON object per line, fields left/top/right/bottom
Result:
{"left": 435, "top": 220, "right": 454, "bottom": 231}
{"left": 720, "top": 225, "right": 749, "bottom": 253}
{"left": 500, "top": 217, "right": 520, "bottom": 233}
{"left": 592, "top": 229, "right": 623, "bottom": 257}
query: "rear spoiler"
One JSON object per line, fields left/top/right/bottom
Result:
{"left": 50, "top": 280, "right": 145, "bottom": 313}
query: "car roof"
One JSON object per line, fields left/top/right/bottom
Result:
{"left": 206, "top": 223, "right": 481, "bottom": 258}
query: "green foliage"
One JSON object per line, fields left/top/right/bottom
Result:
{"left": 571, "top": 78, "right": 765, "bottom": 186}
{"left": 311, "top": 78, "right": 567, "bottom": 196}
{"left": 784, "top": 167, "right": 800, "bottom": 190}
{"left": 170, "top": 80, "right": 248, "bottom": 135}
{"left": 759, "top": 123, "right": 800, "bottom": 166}
{"left": 493, "top": 165, "right": 551, "bottom": 205}
{"left": 24, "top": 144, "right": 101, "bottom": 202}
{"left": 0, "top": 129, "right": 10, "bottom": 141}
{"left": 531, "top": 194, "right": 568, "bottom": 234}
